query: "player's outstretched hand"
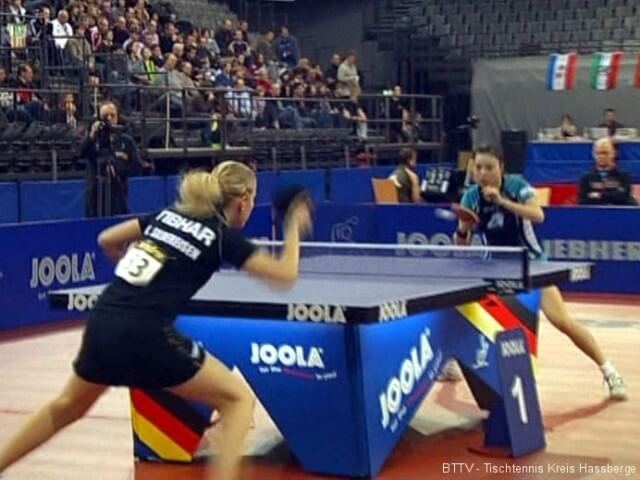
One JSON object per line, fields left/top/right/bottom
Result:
{"left": 272, "top": 184, "right": 314, "bottom": 238}
{"left": 286, "top": 198, "right": 313, "bottom": 238}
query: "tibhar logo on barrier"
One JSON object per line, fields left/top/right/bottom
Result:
{"left": 500, "top": 338, "right": 527, "bottom": 358}
{"left": 331, "top": 216, "right": 359, "bottom": 243}
{"left": 378, "top": 300, "right": 407, "bottom": 322}
{"left": 30, "top": 252, "right": 96, "bottom": 289}
{"left": 472, "top": 335, "right": 490, "bottom": 370}
{"left": 542, "top": 239, "right": 640, "bottom": 262}
{"left": 287, "top": 303, "right": 347, "bottom": 323}
{"left": 379, "top": 327, "right": 438, "bottom": 431}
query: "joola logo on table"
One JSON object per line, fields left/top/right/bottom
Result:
{"left": 250, "top": 343, "right": 325, "bottom": 369}
{"left": 30, "top": 252, "right": 96, "bottom": 288}
{"left": 500, "top": 339, "right": 526, "bottom": 358}
{"left": 569, "top": 264, "right": 591, "bottom": 282}
{"left": 287, "top": 303, "right": 347, "bottom": 323}
{"left": 378, "top": 300, "right": 407, "bottom": 322}
{"left": 379, "top": 327, "right": 434, "bottom": 430}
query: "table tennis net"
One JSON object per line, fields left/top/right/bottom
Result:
{"left": 253, "top": 241, "right": 530, "bottom": 283}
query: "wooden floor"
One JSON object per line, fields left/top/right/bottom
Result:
{"left": 1, "top": 300, "right": 639, "bottom": 480}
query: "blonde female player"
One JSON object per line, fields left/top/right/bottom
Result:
{"left": 453, "top": 146, "right": 627, "bottom": 400}
{"left": 0, "top": 161, "right": 313, "bottom": 480}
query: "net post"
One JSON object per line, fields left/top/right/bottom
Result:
{"left": 521, "top": 249, "right": 531, "bottom": 290}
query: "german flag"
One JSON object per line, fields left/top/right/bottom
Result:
{"left": 456, "top": 293, "right": 539, "bottom": 370}
{"left": 130, "top": 389, "right": 212, "bottom": 462}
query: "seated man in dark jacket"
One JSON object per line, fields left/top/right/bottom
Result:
{"left": 578, "top": 137, "right": 636, "bottom": 206}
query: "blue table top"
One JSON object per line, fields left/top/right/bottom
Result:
{"left": 49, "top": 260, "right": 592, "bottom": 324}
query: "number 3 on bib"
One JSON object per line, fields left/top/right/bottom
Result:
{"left": 115, "top": 240, "right": 167, "bottom": 286}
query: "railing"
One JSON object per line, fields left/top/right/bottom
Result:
{"left": 78, "top": 83, "right": 444, "bottom": 162}
{"left": 0, "top": 77, "right": 444, "bottom": 178}
{"left": 0, "top": 86, "right": 84, "bottom": 180}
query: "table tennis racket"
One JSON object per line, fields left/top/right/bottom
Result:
{"left": 271, "top": 184, "right": 314, "bottom": 221}
{"left": 451, "top": 204, "right": 480, "bottom": 225}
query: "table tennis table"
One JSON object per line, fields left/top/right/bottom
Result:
{"left": 48, "top": 243, "right": 593, "bottom": 478}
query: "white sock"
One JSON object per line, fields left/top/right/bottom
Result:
{"left": 599, "top": 361, "right": 617, "bottom": 377}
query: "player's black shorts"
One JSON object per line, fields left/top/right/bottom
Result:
{"left": 73, "top": 307, "right": 205, "bottom": 389}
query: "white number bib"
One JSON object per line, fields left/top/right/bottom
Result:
{"left": 115, "top": 241, "right": 167, "bottom": 286}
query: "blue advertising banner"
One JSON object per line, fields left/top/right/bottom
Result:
{"left": 1, "top": 201, "right": 636, "bottom": 331}
{"left": 20, "top": 180, "right": 85, "bottom": 222}
{"left": 242, "top": 205, "right": 272, "bottom": 240}
{"left": 0, "top": 217, "right": 120, "bottom": 329}
{"left": 310, "top": 204, "right": 640, "bottom": 294}
{"left": 0, "top": 210, "right": 273, "bottom": 331}
{"left": 536, "top": 207, "right": 640, "bottom": 293}
{"left": 526, "top": 141, "right": 640, "bottom": 183}
{"left": 128, "top": 176, "right": 166, "bottom": 214}
{"left": 0, "top": 182, "right": 18, "bottom": 224}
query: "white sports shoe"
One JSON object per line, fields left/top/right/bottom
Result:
{"left": 437, "top": 360, "right": 463, "bottom": 382}
{"left": 605, "top": 372, "right": 628, "bottom": 401}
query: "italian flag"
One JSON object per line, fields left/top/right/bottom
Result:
{"left": 589, "top": 52, "right": 623, "bottom": 90}
{"left": 546, "top": 53, "right": 578, "bottom": 90}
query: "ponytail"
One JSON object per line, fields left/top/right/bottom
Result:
{"left": 175, "top": 170, "right": 221, "bottom": 217}
{"left": 175, "top": 161, "right": 256, "bottom": 218}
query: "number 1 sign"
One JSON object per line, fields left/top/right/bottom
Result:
{"left": 484, "top": 328, "right": 546, "bottom": 457}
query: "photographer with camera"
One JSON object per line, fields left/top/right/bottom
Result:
{"left": 81, "top": 101, "right": 142, "bottom": 217}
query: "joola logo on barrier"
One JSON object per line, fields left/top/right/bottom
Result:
{"left": 66, "top": 293, "right": 98, "bottom": 312}
{"left": 500, "top": 339, "right": 526, "bottom": 358}
{"left": 396, "top": 232, "right": 483, "bottom": 257}
{"left": 250, "top": 343, "right": 325, "bottom": 369}
{"left": 287, "top": 303, "right": 347, "bottom": 323}
{"left": 378, "top": 300, "right": 407, "bottom": 322}
{"left": 30, "top": 252, "right": 96, "bottom": 288}
{"left": 379, "top": 327, "right": 434, "bottom": 430}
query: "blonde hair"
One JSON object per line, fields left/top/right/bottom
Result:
{"left": 175, "top": 161, "right": 256, "bottom": 217}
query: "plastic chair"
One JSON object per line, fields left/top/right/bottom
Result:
{"left": 534, "top": 187, "right": 551, "bottom": 206}
{"left": 371, "top": 178, "right": 399, "bottom": 204}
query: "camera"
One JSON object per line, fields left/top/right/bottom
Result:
{"left": 95, "top": 121, "right": 124, "bottom": 150}
{"left": 96, "top": 121, "right": 112, "bottom": 149}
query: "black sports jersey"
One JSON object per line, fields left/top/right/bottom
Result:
{"left": 461, "top": 175, "right": 545, "bottom": 259}
{"left": 96, "top": 207, "right": 257, "bottom": 320}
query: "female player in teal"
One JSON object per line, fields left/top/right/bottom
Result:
{"left": 455, "top": 146, "right": 627, "bottom": 400}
